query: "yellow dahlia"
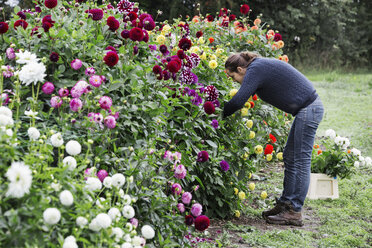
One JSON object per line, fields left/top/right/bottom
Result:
{"left": 246, "top": 120, "right": 253, "bottom": 128}
{"left": 209, "top": 60, "right": 218, "bottom": 69}
{"left": 229, "top": 89, "right": 238, "bottom": 97}
{"left": 249, "top": 131, "right": 255, "bottom": 139}
{"left": 254, "top": 145, "right": 263, "bottom": 154}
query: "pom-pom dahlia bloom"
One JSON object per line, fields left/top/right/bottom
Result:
{"left": 6, "top": 47, "right": 16, "bottom": 60}
{"left": 171, "top": 183, "right": 182, "bottom": 195}
{"left": 177, "top": 203, "right": 185, "bottom": 213}
{"left": 141, "top": 225, "right": 155, "bottom": 239}
{"left": 129, "top": 27, "right": 144, "bottom": 41}
{"left": 112, "top": 173, "right": 125, "bottom": 188}
{"left": 50, "top": 96, "right": 63, "bottom": 108}
{"left": 43, "top": 208, "right": 61, "bottom": 225}
{"left": 70, "top": 59, "right": 82, "bottom": 70}
{"left": 240, "top": 4, "right": 250, "bottom": 14}
{"left": 174, "top": 164, "right": 187, "bottom": 179}
{"left": 185, "top": 215, "right": 194, "bottom": 225}
{"left": 122, "top": 205, "right": 135, "bottom": 219}
{"left": 107, "top": 16, "right": 120, "bottom": 31}
{"left": 42, "top": 82, "right": 55, "bottom": 94}
{"left": 99, "top": 96, "right": 112, "bottom": 110}
{"left": 18, "top": 62, "right": 46, "bottom": 86}
{"left": 65, "top": 140, "right": 81, "bottom": 156}
{"left": 178, "top": 37, "right": 192, "bottom": 51}
{"left": 28, "top": 127, "right": 40, "bottom": 141}
{"left": 59, "top": 190, "right": 74, "bottom": 206}
{"left": 203, "top": 101, "right": 215, "bottom": 115}
{"left": 205, "top": 85, "right": 219, "bottom": 101}
{"left": 88, "top": 9, "right": 104, "bottom": 21}
{"left": 63, "top": 156, "right": 77, "bottom": 170}
{"left": 264, "top": 144, "right": 274, "bottom": 155}
{"left": 69, "top": 98, "right": 83, "bottom": 112}
{"left": 89, "top": 75, "right": 102, "bottom": 88}
{"left": 211, "top": 119, "right": 219, "bottom": 129}
{"left": 5, "top": 161, "right": 32, "bottom": 198}
{"left": 0, "top": 22, "right": 9, "bottom": 34}
{"left": 86, "top": 177, "right": 102, "bottom": 191}
{"left": 97, "top": 169, "right": 108, "bottom": 182}
{"left": 51, "top": 132, "right": 63, "bottom": 147}
{"left": 194, "top": 215, "right": 210, "bottom": 231}
{"left": 45, "top": 0, "right": 58, "bottom": 9}
{"left": 103, "top": 51, "right": 119, "bottom": 67}
{"left": 182, "top": 192, "right": 192, "bottom": 204}
{"left": 191, "top": 203, "right": 202, "bottom": 217}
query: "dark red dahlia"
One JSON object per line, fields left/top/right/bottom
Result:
{"left": 35, "top": 5, "right": 42, "bottom": 13}
{"left": 133, "top": 45, "right": 138, "bottom": 55}
{"left": 17, "top": 11, "right": 27, "bottom": 20}
{"left": 274, "top": 33, "right": 282, "bottom": 42}
{"left": 42, "top": 15, "right": 55, "bottom": 25}
{"left": 89, "top": 9, "right": 104, "bottom": 21}
{"left": 152, "top": 65, "right": 162, "bottom": 74}
{"left": 0, "top": 22, "right": 9, "bottom": 34}
{"left": 185, "top": 215, "right": 194, "bottom": 226}
{"left": 177, "top": 50, "right": 186, "bottom": 59}
{"left": 45, "top": 0, "right": 58, "bottom": 9}
{"left": 142, "top": 30, "right": 149, "bottom": 42}
{"left": 206, "top": 15, "right": 214, "bottom": 22}
{"left": 167, "top": 60, "right": 181, "bottom": 73}
{"left": 159, "top": 45, "right": 168, "bottom": 55}
{"left": 203, "top": 101, "right": 215, "bottom": 115}
{"left": 205, "top": 85, "right": 219, "bottom": 101}
{"left": 142, "top": 17, "right": 155, "bottom": 31}
{"left": 121, "top": 29, "right": 130, "bottom": 39}
{"left": 127, "top": 11, "right": 138, "bottom": 21}
{"left": 178, "top": 37, "right": 192, "bottom": 51}
{"left": 42, "top": 22, "right": 52, "bottom": 32}
{"left": 219, "top": 8, "right": 228, "bottom": 17}
{"left": 31, "top": 26, "right": 41, "bottom": 38}
{"left": 107, "top": 16, "right": 120, "bottom": 31}
{"left": 162, "top": 70, "right": 171, "bottom": 80}
{"left": 105, "top": 46, "right": 117, "bottom": 52}
{"left": 269, "top": 134, "right": 277, "bottom": 143}
{"left": 139, "top": 13, "right": 152, "bottom": 22}
{"left": 103, "top": 51, "right": 119, "bottom": 67}
{"left": 229, "top": 14, "right": 236, "bottom": 21}
{"left": 14, "top": 20, "right": 28, "bottom": 30}
{"left": 196, "top": 31, "right": 203, "bottom": 38}
{"left": 240, "top": 4, "right": 250, "bottom": 15}
{"left": 129, "top": 27, "right": 144, "bottom": 41}
{"left": 197, "top": 151, "right": 209, "bottom": 162}
{"left": 194, "top": 215, "right": 210, "bottom": 231}
{"left": 49, "top": 52, "right": 59, "bottom": 62}
{"left": 264, "top": 144, "right": 274, "bottom": 155}
{"left": 131, "top": 19, "right": 143, "bottom": 28}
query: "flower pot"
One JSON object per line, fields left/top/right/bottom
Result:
{"left": 306, "top": 173, "right": 339, "bottom": 200}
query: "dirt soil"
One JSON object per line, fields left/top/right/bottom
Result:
{"left": 206, "top": 164, "right": 322, "bottom": 247}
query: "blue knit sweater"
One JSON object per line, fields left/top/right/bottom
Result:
{"left": 223, "top": 58, "right": 318, "bottom": 117}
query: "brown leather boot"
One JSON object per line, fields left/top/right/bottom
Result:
{"left": 266, "top": 206, "right": 303, "bottom": 226}
{"left": 262, "top": 198, "right": 288, "bottom": 220}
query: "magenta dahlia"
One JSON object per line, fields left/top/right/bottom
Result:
{"left": 274, "top": 33, "right": 282, "bottom": 42}
{"left": 58, "top": 88, "right": 69, "bottom": 97}
{"left": 206, "top": 15, "right": 214, "bottom": 22}
{"left": 171, "top": 183, "right": 182, "bottom": 195}
{"left": 174, "top": 164, "right": 187, "bottom": 179}
{"left": 71, "top": 59, "right": 82, "bottom": 70}
{"left": 182, "top": 192, "right": 192, "bottom": 205}
{"left": 97, "top": 169, "right": 108, "bottom": 182}
{"left": 129, "top": 27, "right": 144, "bottom": 41}
{"left": 17, "top": 11, "right": 26, "bottom": 20}
{"left": 69, "top": 98, "right": 83, "bottom": 112}
{"left": 194, "top": 215, "right": 210, "bottom": 231}
{"left": 177, "top": 203, "right": 185, "bottom": 213}
{"left": 197, "top": 151, "right": 209, "bottom": 162}
{"left": 99, "top": 96, "right": 112, "bottom": 110}
{"left": 178, "top": 37, "right": 192, "bottom": 51}
{"left": 45, "top": 0, "right": 58, "bottom": 9}
{"left": 103, "top": 51, "right": 119, "bottom": 67}
{"left": 50, "top": 96, "right": 62, "bottom": 108}
{"left": 203, "top": 101, "right": 215, "bottom": 115}
{"left": 42, "top": 15, "right": 55, "bottom": 25}
{"left": 220, "top": 160, "right": 230, "bottom": 171}
{"left": 42, "top": 82, "right": 55, "bottom": 95}
{"left": 107, "top": 16, "right": 120, "bottom": 31}
{"left": 89, "top": 75, "right": 102, "bottom": 88}
{"left": 104, "top": 116, "right": 116, "bottom": 129}
{"left": 6, "top": 48, "right": 15, "bottom": 60}
{"left": 117, "top": 0, "right": 134, "bottom": 14}
{"left": 240, "top": 4, "right": 250, "bottom": 15}
{"left": 177, "top": 50, "right": 186, "bottom": 59}
{"left": 0, "top": 22, "right": 9, "bottom": 34}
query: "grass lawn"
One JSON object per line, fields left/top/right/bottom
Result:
{"left": 195, "top": 72, "right": 372, "bottom": 248}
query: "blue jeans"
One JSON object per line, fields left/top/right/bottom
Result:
{"left": 279, "top": 96, "right": 324, "bottom": 211}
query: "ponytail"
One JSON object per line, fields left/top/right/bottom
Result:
{"left": 225, "top": 51, "right": 259, "bottom": 72}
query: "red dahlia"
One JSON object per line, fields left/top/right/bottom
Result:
{"left": 152, "top": 65, "right": 162, "bottom": 74}
{"left": 264, "top": 144, "right": 274, "bottom": 155}
{"left": 14, "top": 20, "right": 28, "bottom": 30}
{"left": 219, "top": 8, "right": 228, "bottom": 17}
{"left": 45, "top": 0, "right": 58, "bottom": 9}
{"left": 269, "top": 134, "right": 277, "bottom": 143}
{"left": 42, "top": 15, "right": 55, "bottom": 25}
{"left": 249, "top": 101, "right": 255, "bottom": 108}
{"left": 185, "top": 215, "right": 194, "bottom": 226}
{"left": 17, "top": 11, "right": 26, "bottom": 20}
{"left": 203, "top": 101, "right": 215, "bottom": 115}
{"left": 206, "top": 15, "right": 214, "bottom": 22}
{"left": 0, "top": 22, "right": 9, "bottom": 34}
{"left": 240, "top": 4, "right": 250, "bottom": 15}
{"left": 127, "top": 11, "right": 138, "bottom": 21}
{"left": 205, "top": 85, "right": 219, "bottom": 101}
{"left": 196, "top": 31, "right": 203, "bottom": 38}
{"left": 178, "top": 37, "right": 192, "bottom": 51}
{"left": 194, "top": 215, "right": 210, "bottom": 231}
{"left": 229, "top": 14, "right": 236, "bottom": 21}
{"left": 129, "top": 27, "right": 144, "bottom": 41}
{"left": 162, "top": 70, "right": 171, "bottom": 80}
{"left": 107, "top": 16, "right": 120, "bottom": 31}
{"left": 89, "top": 9, "right": 104, "bottom": 21}
{"left": 167, "top": 60, "right": 181, "bottom": 73}
{"left": 103, "top": 51, "right": 119, "bottom": 67}
{"left": 252, "top": 94, "right": 258, "bottom": 101}
{"left": 274, "top": 33, "right": 282, "bottom": 42}
{"left": 42, "top": 22, "right": 52, "bottom": 32}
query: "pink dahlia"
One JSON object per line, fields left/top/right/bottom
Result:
{"left": 6, "top": 47, "right": 16, "bottom": 60}
{"left": 103, "top": 51, "right": 119, "bottom": 67}
{"left": 97, "top": 169, "right": 108, "bottom": 182}
{"left": 99, "top": 96, "right": 112, "bottom": 110}
{"left": 171, "top": 183, "right": 182, "bottom": 195}
{"left": 104, "top": 115, "right": 116, "bottom": 129}
{"left": 14, "top": 20, "right": 28, "bottom": 30}
{"left": 93, "top": 113, "right": 103, "bottom": 123}
{"left": 129, "top": 27, "right": 144, "bottom": 41}
{"left": 197, "top": 151, "right": 209, "bottom": 162}
{"left": 194, "top": 215, "right": 210, "bottom": 231}
{"left": 50, "top": 96, "right": 62, "bottom": 108}
{"left": 85, "top": 67, "right": 95, "bottom": 76}
{"left": 107, "top": 16, "right": 120, "bottom": 31}
{"left": 130, "top": 218, "right": 138, "bottom": 228}
{"left": 42, "top": 82, "right": 55, "bottom": 94}
{"left": 70, "top": 98, "right": 83, "bottom": 112}
{"left": 89, "top": 9, "right": 104, "bottom": 21}
{"left": 0, "top": 22, "right": 9, "bottom": 34}
{"left": 58, "top": 88, "right": 69, "bottom": 97}
{"left": 191, "top": 203, "right": 202, "bottom": 217}
{"left": 177, "top": 203, "right": 185, "bottom": 213}
{"left": 2, "top": 66, "right": 14, "bottom": 78}
{"left": 203, "top": 101, "right": 215, "bottom": 115}
{"left": 71, "top": 80, "right": 89, "bottom": 98}
{"left": 89, "top": 75, "right": 102, "bottom": 88}
{"left": 182, "top": 192, "right": 192, "bottom": 205}
{"left": 45, "top": 0, "right": 58, "bottom": 9}
{"left": 1, "top": 93, "right": 10, "bottom": 106}
{"left": 71, "top": 59, "right": 82, "bottom": 70}
{"left": 174, "top": 164, "right": 187, "bottom": 179}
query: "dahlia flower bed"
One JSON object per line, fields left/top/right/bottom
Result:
{"left": 0, "top": 0, "right": 341, "bottom": 247}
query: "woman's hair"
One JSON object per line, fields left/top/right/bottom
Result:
{"left": 225, "top": 51, "right": 259, "bottom": 72}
